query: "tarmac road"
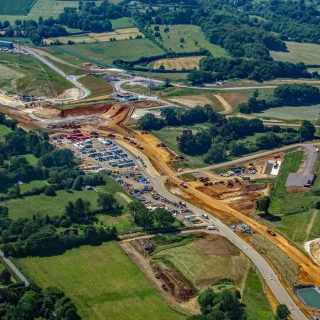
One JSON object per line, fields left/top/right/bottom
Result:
{"left": 0, "top": 250, "right": 29, "bottom": 286}
{"left": 23, "top": 47, "right": 91, "bottom": 100}
{"left": 122, "top": 142, "right": 308, "bottom": 320}
{"left": 180, "top": 142, "right": 318, "bottom": 175}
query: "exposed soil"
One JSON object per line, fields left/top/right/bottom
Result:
{"left": 151, "top": 261, "right": 197, "bottom": 302}
{"left": 193, "top": 234, "right": 240, "bottom": 256}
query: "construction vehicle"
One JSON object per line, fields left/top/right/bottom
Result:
{"left": 180, "top": 182, "right": 188, "bottom": 188}
{"left": 156, "top": 142, "right": 166, "bottom": 147}
{"left": 267, "top": 229, "right": 276, "bottom": 236}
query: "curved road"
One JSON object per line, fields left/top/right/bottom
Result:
{"left": 17, "top": 51, "right": 309, "bottom": 317}
{"left": 180, "top": 142, "right": 319, "bottom": 175}
{"left": 122, "top": 141, "right": 308, "bottom": 320}
{"left": 0, "top": 251, "right": 29, "bottom": 286}
{"left": 24, "top": 47, "right": 90, "bottom": 100}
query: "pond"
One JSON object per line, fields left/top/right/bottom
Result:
{"left": 294, "top": 285, "right": 320, "bottom": 309}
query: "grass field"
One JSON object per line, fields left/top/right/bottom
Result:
{"left": 111, "top": 17, "right": 134, "bottom": 29}
{"left": 271, "top": 41, "right": 320, "bottom": 65}
{"left": 153, "top": 56, "right": 203, "bottom": 70}
{"left": 0, "top": 51, "right": 72, "bottom": 96}
{"left": 268, "top": 151, "right": 320, "bottom": 245}
{"left": 249, "top": 234, "right": 299, "bottom": 287}
{"left": 44, "top": 28, "right": 143, "bottom": 45}
{"left": 0, "top": 0, "right": 80, "bottom": 23}
{"left": 0, "top": 124, "right": 12, "bottom": 141}
{"left": 253, "top": 104, "right": 320, "bottom": 122}
{"left": 43, "top": 38, "right": 165, "bottom": 67}
{"left": 155, "top": 25, "right": 229, "bottom": 57}
{"left": 5, "top": 174, "right": 124, "bottom": 220}
{"left": 0, "top": 0, "right": 35, "bottom": 15}
{"left": 152, "top": 125, "right": 211, "bottom": 168}
{"left": 19, "top": 242, "right": 185, "bottom": 320}
{"left": 243, "top": 268, "right": 274, "bottom": 320}
{"left": 153, "top": 235, "right": 250, "bottom": 289}
{"left": 78, "top": 75, "right": 113, "bottom": 98}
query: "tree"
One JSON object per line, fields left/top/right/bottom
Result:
{"left": 72, "top": 176, "right": 83, "bottom": 191}
{"left": 276, "top": 304, "right": 290, "bottom": 319}
{"left": 65, "top": 201, "right": 75, "bottom": 222}
{"left": 154, "top": 208, "right": 175, "bottom": 229}
{"left": 127, "top": 201, "right": 153, "bottom": 229}
{"left": 256, "top": 196, "right": 270, "bottom": 214}
{"left": 198, "top": 288, "right": 215, "bottom": 314}
{"left": 299, "top": 120, "right": 316, "bottom": 140}
{"left": 137, "top": 113, "right": 165, "bottom": 131}
{"left": 204, "top": 142, "right": 227, "bottom": 164}
{"left": 97, "top": 193, "right": 116, "bottom": 214}
{"left": 44, "top": 185, "right": 56, "bottom": 197}
{"left": 0, "top": 269, "right": 11, "bottom": 285}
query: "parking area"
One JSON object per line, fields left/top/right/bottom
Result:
{"left": 52, "top": 133, "right": 212, "bottom": 226}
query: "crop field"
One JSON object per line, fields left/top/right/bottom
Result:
{"left": 153, "top": 56, "right": 203, "bottom": 70}
{"left": 44, "top": 38, "right": 165, "bottom": 67}
{"left": 5, "top": 174, "right": 124, "bottom": 220}
{"left": 243, "top": 268, "right": 274, "bottom": 320}
{"left": 0, "top": 51, "right": 72, "bottom": 96}
{"left": 19, "top": 242, "right": 185, "bottom": 320}
{"left": 0, "top": 0, "right": 35, "bottom": 15}
{"left": 44, "top": 28, "right": 143, "bottom": 45}
{"left": 253, "top": 104, "right": 320, "bottom": 121}
{"left": 0, "top": 0, "right": 82, "bottom": 23}
{"left": 156, "top": 24, "right": 229, "bottom": 57}
{"left": 271, "top": 41, "right": 320, "bottom": 65}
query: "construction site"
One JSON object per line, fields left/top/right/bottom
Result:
{"left": 2, "top": 50, "right": 320, "bottom": 320}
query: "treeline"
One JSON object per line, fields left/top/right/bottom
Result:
{"left": 189, "top": 56, "right": 313, "bottom": 84}
{"left": 248, "top": 0, "right": 320, "bottom": 44}
{"left": 0, "top": 286, "right": 80, "bottom": 320}
{"left": 188, "top": 287, "right": 246, "bottom": 320}
{"left": 239, "top": 84, "right": 320, "bottom": 113}
{"left": 138, "top": 105, "right": 316, "bottom": 163}
{"left": 1, "top": 195, "right": 118, "bottom": 257}
{"left": 194, "top": 0, "right": 287, "bottom": 60}
{"left": 0, "top": 0, "right": 125, "bottom": 44}
{"left": 127, "top": 201, "right": 176, "bottom": 230}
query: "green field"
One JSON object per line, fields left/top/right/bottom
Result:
{"left": 78, "top": 75, "right": 113, "bottom": 98}
{"left": 111, "top": 17, "right": 134, "bottom": 29}
{"left": 5, "top": 175, "right": 124, "bottom": 220}
{"left": 271, "top": 41, "right": 320, "bottom": 65}
{"left": 19, "top": 242, "right": 185, "bottom": 320}
{"left": 0, "top": 0, "right": 81, "bottom": 23}
{"left": 0, "top": 0, "right": 35, "bottom": 15}
{"left": 268, "top": 151, "right": 320, "bottom": 245}
{"left": 0, "top": 124, "right": 12, "bottom": 141}
{"left": 243, "top": 268, "right": 274, "bottom": 320}
{"left": 254, "top": 105, "right": 320, "bottom": 121}
{"left": 155, "top": 24, "right": 229, "bottom": 57}
{"left": 153, "top": 235, "right": 250, "bottom": 289}
{"left": 152, "top": 125, "right": 210, "bottom": 168}
{"left": 0, "top": 51, "right": 72, "bottom": 96}
{"left": 43, "top": 38, "right": 165, "bottom": 67}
